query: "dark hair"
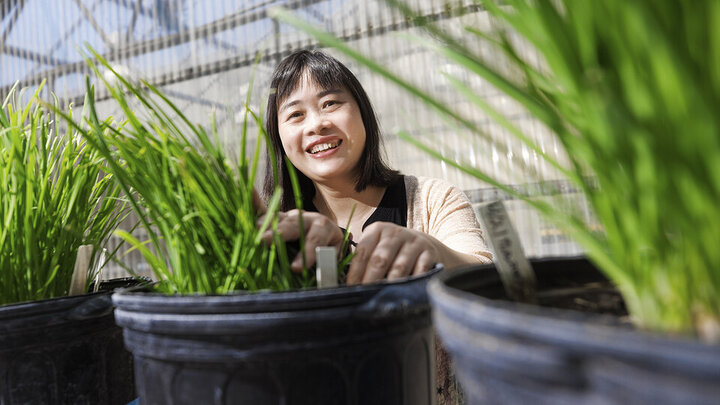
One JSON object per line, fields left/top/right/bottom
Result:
{"left": 263, "top": 49, "right": 399, "bottom": 211}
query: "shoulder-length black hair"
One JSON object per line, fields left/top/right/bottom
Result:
{"left": 263, "top": 49, "right": 399, "bottom": 211}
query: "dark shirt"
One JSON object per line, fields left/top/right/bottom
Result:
{"left": 304, "top": 175, "right": 408, "bottom": 233}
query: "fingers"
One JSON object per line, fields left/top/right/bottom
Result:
{"left": 256, "top": 210, "right": 343, "bottom": 272}
{"left": 346, "top": 228, "right": 383, "bottom": 285}
{"left": 347, "top": 223, "right": 436, "bottom": 285}
{"left": 413, "top": 250, "right": 435, "bottom": 276}
{"left": 257, "top": 211, "right": 289, "bottom": 244}
{"left": 359, "top": 232, "right": 404, "bottom": 284}
{"left": 293, "top": 214, "right": 343, "bottom": 272}
{"left": 387, "top": 242, "right": 426, "bottom": 281}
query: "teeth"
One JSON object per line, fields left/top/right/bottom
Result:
{"left": 309, "top": 141, "right": 340, "bottom": 154}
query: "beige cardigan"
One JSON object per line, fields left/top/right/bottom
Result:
{"left": 404, "top": 175, "right": 493, "bottom": 264}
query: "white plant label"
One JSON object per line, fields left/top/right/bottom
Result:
{"left": 69, "top": 245, "right": 106, "bottom": 295}
{"left": 316, "top": 246, "right": 338, "bottom": 288}
{"left": 478, "top": 200, "right": 536, "bottom": 303}
{"left": 69, "top": 245, "right": 93, "bottom": 296}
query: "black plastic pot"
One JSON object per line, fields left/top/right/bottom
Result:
{"left": 0, "top": 278, "right": 139, "bottom": 405}
{"left": 113, "top": 268, "right": 441, "bottom": 405}
{"left": 428, "top": 256, "right": 720, "bottom": 405}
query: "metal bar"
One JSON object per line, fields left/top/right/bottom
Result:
{"left": 126, "top": 0, "right": 141, "bottom": 42}
{"left": 0, "top": 0, "right": 25, "bottom": 44}
{"left": 272, "top": 18, "right": 280, "bottom": 66}
{"left": 112, "top": 0, "right": 313, "bottom": 61}
{"left": 160, "top": 87, "right": 219, "bottom": 108}
{"left": 299, "top": 4, "right": 328, "bottom": 25}
{"left": 113, "top": 0, "right": 282, "bottom": 46}
{"left": 72, "top": 0, "right": 116, "bottom": 49}
{"left": 111, "top": 0, "right": 260, "bottom": 53}
{"left": 42, "top": 0, "right": 97, "bottom": 60}
{"left": 2, "top": 44, "right": 69, "bottom": 66}
{"left": 108, "top": 0, "right": 151, "bottom": 18}
{"left": 465, "top": 178, "right": 591, "bottom": 204}
{"left": 111, "top": 0, "right": 280, "bottom": 20}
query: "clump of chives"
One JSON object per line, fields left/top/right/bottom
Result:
{"left": 0, "top": 84, "right": 128, "bottom": 305}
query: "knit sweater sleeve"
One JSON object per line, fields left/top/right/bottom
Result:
{"left": 405, "top": 175, "right": 493, "bottom": 264}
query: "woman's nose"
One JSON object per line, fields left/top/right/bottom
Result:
{"left": 305, "top": 111, "right": 329, "bottom": 135}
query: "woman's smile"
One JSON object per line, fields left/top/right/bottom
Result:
{"left": 307, "top": 139, "right": 343, "bottom": 156}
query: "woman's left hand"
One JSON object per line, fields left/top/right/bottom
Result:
{"left": 345, "top": 222, "right": 441, "bottom": 284}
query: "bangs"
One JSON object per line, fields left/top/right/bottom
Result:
{"left": 273, "top": 52, "right": 348, "bottom": 107}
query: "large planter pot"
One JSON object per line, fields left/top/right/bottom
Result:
{"left": 0, "top": 278, "right": 138, "bottom": 405}
{"left": 428, "top": 256, "right": 720, "bottom": 405}
{"left": 112, "top": 268, "right": 440, "bottom": 405}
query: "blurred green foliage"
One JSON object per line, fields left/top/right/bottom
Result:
{"left": 1, "top": 84, "right": 127, "bottom": 305}
{"left": 275, "top": 0, "right": 720, "bottom": 337}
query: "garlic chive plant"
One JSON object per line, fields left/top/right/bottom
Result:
{"left": 274, "top": 0, "right": 720, "bottom": 339}
{"left": 59, "top": 49, "right": 348, "bottom": 295}
{"left": 0, "top": 84, "right": 128, "bottom": 305}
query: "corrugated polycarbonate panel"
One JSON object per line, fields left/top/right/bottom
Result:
{"left": 1, "top": 0, "right": 588, "bottom": 278}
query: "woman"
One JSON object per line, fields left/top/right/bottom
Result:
{"left": 260, "top": 49, "right": 491, "bottom": 284}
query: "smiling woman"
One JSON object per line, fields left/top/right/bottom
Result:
{"left": 261, "top": 50, "right": 493, "bottom": 285}
{"left": 278, "top": 79, "right": 367, "bottom": 192}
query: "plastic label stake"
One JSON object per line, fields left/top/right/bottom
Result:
{"left": 69, "top": 245, "right": 106, "bottom": 295}
{"left": 69, "top": 245, "right": 93, "bottom": 296}
{"left": 478, "top": 200, "right": 536, "bottom": 303}
{"left": 315, "top": 246, "right": 338, "bottom": 288}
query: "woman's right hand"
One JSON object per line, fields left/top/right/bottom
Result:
{"left": 257, "top": 209, "right": 345, "bottom": 273}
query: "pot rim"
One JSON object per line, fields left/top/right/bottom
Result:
{"left": 0, "top": 277, "right": 140, "bottom": 319}
{"left": 428, "top": 255, "right": 720, "bottom": 377}
{"left": 112, "top": 264, "right": 443, "bottom": 314}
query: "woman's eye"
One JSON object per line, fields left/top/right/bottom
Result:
{"left": 323, "top": 100, "right": 338, "bottom": 108}
{"left": 288, "top": 111, "right": 302, "bottom": 120}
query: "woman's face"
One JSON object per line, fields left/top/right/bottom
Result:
{"left": 277, "top": 72, "right": 366, "bottom": 187}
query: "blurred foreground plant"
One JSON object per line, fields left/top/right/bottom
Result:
{"left": 0, "top": 84, "right": 127, "bottom": 305}
{"left": 274, "top": 0, "right": 720, "bottom": 338}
